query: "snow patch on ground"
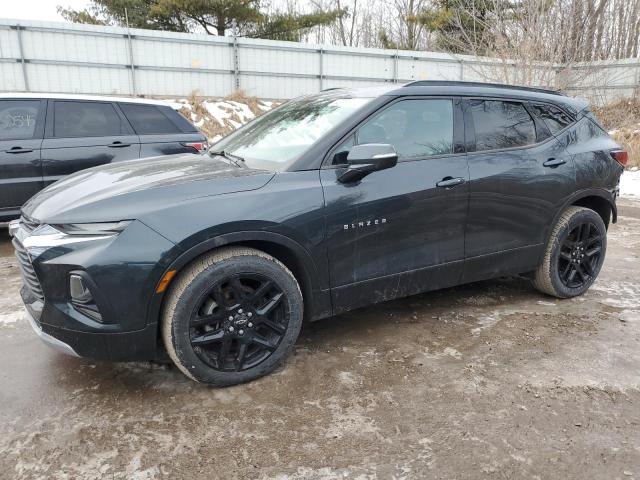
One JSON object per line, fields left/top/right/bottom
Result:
{"left": 620, "top": 169, "right": 640, "bottom": 197}
{"left": 166, "top": 97, "right": 277, "bottom": 142}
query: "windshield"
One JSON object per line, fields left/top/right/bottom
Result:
{"left": 210, "top": 94, "right": 374, "bottom": 171}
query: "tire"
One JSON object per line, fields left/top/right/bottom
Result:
{"left": 533, "top": 206, "right": 607, "bottom": 298}
{"left": 162, "top": 246, "right": 303, "bottom": 386}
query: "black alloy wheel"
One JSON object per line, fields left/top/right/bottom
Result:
{"left": 189, "top": 273, "right": 288, "bottom": 372}
{"left": 557, "top": 221, "right": 603, "bottom": 289}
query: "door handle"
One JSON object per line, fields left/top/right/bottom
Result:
{"left": 436, "top": 177, "right": 465, "bottom": 188}
{"left": 6, "top": 147, "right": 34, "bottom": 154}
{"left": 543, "top": 158, "right": 566, "bottom": 168}
{"left": 108, "top": 141, "right": 131, "bottom": 148}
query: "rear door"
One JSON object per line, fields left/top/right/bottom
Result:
{"left": 0, "top": 99, "right": 45, "bottom": 219}
{"left": 321, "top": 97, "right": 469, "bottom": 313}
{"left": 41, "top": 100, "right": 140, "bottom": 186}
{"left": 118, "top": 103, "right": 207, "bottom": 156}
{"left": 462, "top": 98, "right": 573, "bottom": 282}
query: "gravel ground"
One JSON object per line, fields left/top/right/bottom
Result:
{"left": 1, "top": 199, "right": 639, "bottom": 479}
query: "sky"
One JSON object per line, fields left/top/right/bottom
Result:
{"left": 3, "top": 0, "right": 89, "bottom": 22}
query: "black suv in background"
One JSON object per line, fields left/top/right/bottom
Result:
{"left": 11, "top": 82, "right": 625, "bottom": 386}
{"left": 0, "top": 94, "right": 207, "bottom": 221}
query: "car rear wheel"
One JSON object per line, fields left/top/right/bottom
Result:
{"left": 533, "top": 206, "right": 607, "bottom": 298}
{"left": 162, "top": 247, "right": 303, "bottom": 385}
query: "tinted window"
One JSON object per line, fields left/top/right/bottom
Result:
{"left": 357, "top": 99, "right": 453, "bottom": 160}
{"left": 530, "top": 103, "right": 573, "bottom": 134}
{"left": 54, "top": 101, "right": 126, "bottom": 138}
{"left": 120, "top": 104, "right": 182, "bottom": 135}
{"left": 332, "top": 134, "right": 355, "bottom": 165}
{"left": 470, "top": 100, "right": 536, "bottom": 151}
{"left": 0, "top": 100, "right": 41, "bottom": 140}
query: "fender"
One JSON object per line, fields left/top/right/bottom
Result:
{"left": 145, "top": 230, "right": 332, "bottom": 330}
{"left": 540, "top": 187, "right": 618, "bottom": 261}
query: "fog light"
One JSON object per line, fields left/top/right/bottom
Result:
{"left": 70, "top": 274, "right": 93, "bottom": 304}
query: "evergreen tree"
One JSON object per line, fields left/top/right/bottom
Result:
{"left": 57, "top": 0, "right": 345, "bottom": 40}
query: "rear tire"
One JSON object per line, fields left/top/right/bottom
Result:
{"left": 533, "top": 206, "right": 607, "bottom": 298}
{"left": 162, "top": 247, "right": 303, "bottom": 386}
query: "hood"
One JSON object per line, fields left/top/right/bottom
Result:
{"left": 23, "top": 154, "right": 275, "bottom": 224}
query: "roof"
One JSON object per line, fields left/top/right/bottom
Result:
{"left": 319, "top": 81, "right": 589, "bottom": 115}
{"left": 0, "top": 92, "right": 171, "bottom": 106}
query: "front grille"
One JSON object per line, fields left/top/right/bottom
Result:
{"left": 12, "top": 236, "right": 45, "bottom": 301}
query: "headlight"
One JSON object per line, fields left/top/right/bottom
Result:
{"left": 22, "top": 221, "right": 131, "bottom": 258}
{"left": 53, "top": 221, "right": 131, "bottom": 236}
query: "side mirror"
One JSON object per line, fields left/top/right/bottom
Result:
{"left": 338, "top": 143, "right": 398, "bottom": 183}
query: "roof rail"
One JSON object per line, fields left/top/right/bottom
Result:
{"left": 403, "top": 80, "right": 563, "bottom": 96}
{"left": 320, "top": 87, "right": 345, "bottom": 92}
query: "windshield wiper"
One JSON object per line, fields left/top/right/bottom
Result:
{"left": 210, "top": 150, "right": 245, "bottom": 167}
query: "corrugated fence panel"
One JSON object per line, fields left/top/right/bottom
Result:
{"left": 0, "top": 27, "right": 21, "bottom": 57}
{"left": 324, "top": 52, "right": 393, "bottom": 80}
{"left": 133, "top": 37, "right": 232, "bottom": 70}
{"left": 26, "top": 63, "right": 131, "bottom": 94}
{"left": 0, "top": 18, "right": 637, "bottom": 104}
{"left": 0, "top": 62, "right": 24, "bottom": 91}
{"left": 23, "top": 29, "right": 128, "bottom": 64}
{"left": 136, "top": 69, "right": 232, "bottom": 97}
{"left": 241, "top": 45, "right": 318, "bottom": 76}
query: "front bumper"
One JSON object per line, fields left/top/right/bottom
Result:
{"left": 24, "top": 305, "right": 79, "bottom": 357}
{"left": 14, "top": 218, "right": 179, "bottom": 361}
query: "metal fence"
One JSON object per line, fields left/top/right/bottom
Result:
{"left": 1, "top": 18, "right": 639, "bottom": 104}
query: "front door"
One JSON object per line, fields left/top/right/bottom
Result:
{"left": 321, "top": 97, "right": 469, "bottom": 313}
{"left": 41, "top": 100, "right": 140, "bottom": 187}
{"left": 0, "top": 99, "right": 45, "bottom": 220}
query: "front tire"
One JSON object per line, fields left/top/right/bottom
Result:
{"left": 162, "top": 247, "right": 303, "bottom": 386}
{"left": 533, "top": 206, "right": 607, "bottom": 298}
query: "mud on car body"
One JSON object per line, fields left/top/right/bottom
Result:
{"left": 11, "top": 81, "right": 625, "bottom": 385}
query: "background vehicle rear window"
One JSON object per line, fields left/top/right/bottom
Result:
{"left": 0, "top": 100, "right": 41, "bottom": 140}
{"left": 120, "top": 104, "right": 184, "bottom": 135}
{"left": 53, "top": 101, "right": 127, "bottom": 138}
{"left": 470, "top": 100, "right": 536, "bottom": 151}
{"left": 530, "top": 104, "right": 573, "bottom": 134}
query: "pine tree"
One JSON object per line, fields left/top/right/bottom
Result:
{"left": 57, "top": 0, "right": 345, "bottom": 40}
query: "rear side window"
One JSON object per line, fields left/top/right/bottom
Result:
{"left": 0, "top": 100, "right": 42, "bottom": 140}
{"left": 53, "top": 101, "right": 127, "bottom": 138}
{"left": 469, "top": 100, "right": 536, "bottom": 151}
{"left": 120, "top": 104, "right": 187, "bottom": 135}
{"left": 530, "top": 104, "right": 573, "bottom": 134}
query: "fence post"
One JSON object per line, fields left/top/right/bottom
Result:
{"left": 458, "top": 59, "right": 464, "bottom": 81}
{"left": 124, "top": 9, "right": 137, "bottom": 96}
{"left": 232, "top": 21, "right": 240, "bottom": 91}
{"left": 393, "top": 52, "right": 398, "bottom": 83}
{"left": 14, "top": 24, "right": 29, "bottom": 92}
{"left": 318, "top": 48, "right": 324, "bottom": 91}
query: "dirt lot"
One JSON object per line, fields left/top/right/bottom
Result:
{"left": 1, "top": 199, "right": 639, "bottom": 480}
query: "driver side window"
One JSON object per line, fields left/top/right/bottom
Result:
{"left": 332, "top": 99, "right": 454, "bottom": 165}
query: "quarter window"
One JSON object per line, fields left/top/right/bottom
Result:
{"left": 0, "top": 100, "right": 41, "bottom": 141}
{"left": 53, "top": 101, "right": 127, "bottom": 138}
{"left": 530, "top": 104, "right": 573, "bottom": 134}
{"left": 470, "top": 100, "right": 536, "bottom": 151}
{"left": 120, "top": 104, "right": 183, "bottom": 135}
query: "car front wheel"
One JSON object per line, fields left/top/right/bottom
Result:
{"left": 533, "top": 206, "right": 607, "bottom": 298}
{"left": 162, "top": 246, "right": 303, "bottom": 385}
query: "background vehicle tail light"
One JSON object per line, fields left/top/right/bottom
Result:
{"left": 610, "top": 150, "right": 628, "bottom": 167}
{"left": 182, "top": 141, "right": 208, "bottom": 153}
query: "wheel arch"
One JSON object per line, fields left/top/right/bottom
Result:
{"left": 148, "top": 231, "right": 331, "bottom": 339}
{"left": 539, "top": 188, "right": 616, "bottom": 264}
